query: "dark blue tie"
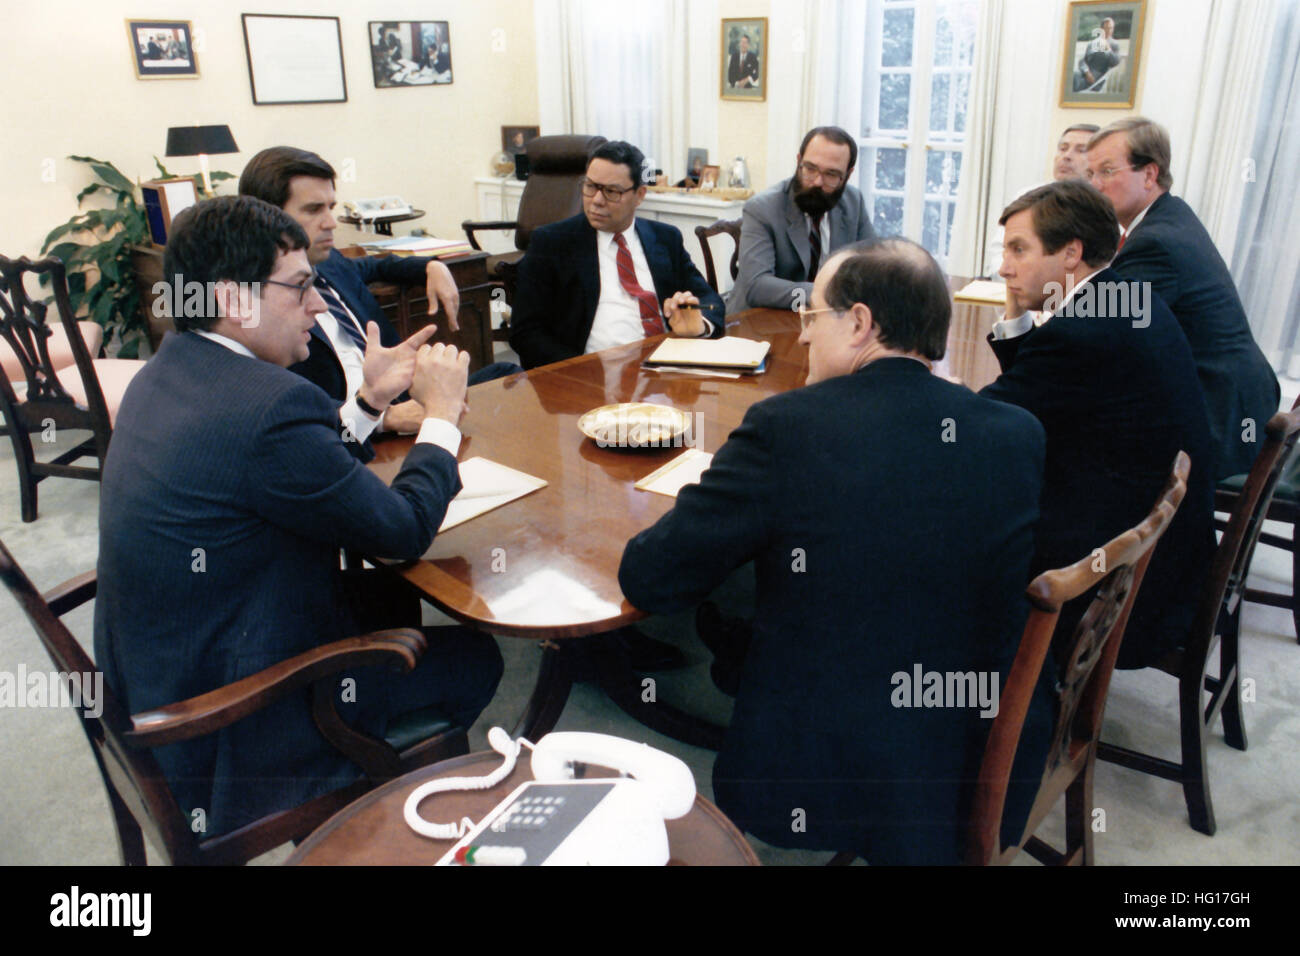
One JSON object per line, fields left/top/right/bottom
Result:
{"left": 314, "top": 277, "right": 368, "bottom": 351}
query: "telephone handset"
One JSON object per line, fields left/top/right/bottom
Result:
{"left": 403, "top": 727, "right": 697, "bottom": 866}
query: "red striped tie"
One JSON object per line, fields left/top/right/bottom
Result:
{"left": 614, "top": 233, "right": 665, "bottom": 336}
{"left": 1117, "top": 230, "right": 1126, "bottom": 252}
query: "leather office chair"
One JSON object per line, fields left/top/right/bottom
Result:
{"left": 694, "top": 218, "right": 742, "bottom": 295}
{"left": 0, "top": 536, "right": 470, "bottom": 866}
{"left": 1098, "top": 406, "right": 1300, "bottom": 834}
{"left": 0, "top": 255, "right": 144, "bottom": 522}
{"left": 461, "top": 134, "right": 607, "bottom": 334}
{"left": 1214, "top": 395, "right": 1300, "bottom": 644}
{"left": 966, "top": 454, "right": 1188, "bottom": 865}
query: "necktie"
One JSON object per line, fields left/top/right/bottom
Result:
{"left": 808, "top": 214, "right": 824, "bottom": 280}
{"left": 613, "top": 233, "right": 665, "bottom": 336}
{"left": 1117, "top": 230, "right": 1127, "bottom": 252}
{"left": 314, "top": 277, "right": 368, "bottom": 352}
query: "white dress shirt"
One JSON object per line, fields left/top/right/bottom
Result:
{"left": 193, "top": 330, "right": 461, "bottom": 456}
{"left": 990, "top": 271, "right": 1094, "bottom": 341}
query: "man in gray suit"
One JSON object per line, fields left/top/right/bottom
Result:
{"left": 728, "top": 126, "right": 876, "bottom": 312}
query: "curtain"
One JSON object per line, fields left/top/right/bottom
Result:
{"left": 1231, "top": 1, "right": 1300, "bottom": 375}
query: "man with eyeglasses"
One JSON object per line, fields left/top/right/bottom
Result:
{"left": 95, "top": 196, "right": 503, "bottom": 837}
{"left": 508, "top": 139, "right": 724, "bottom": 370}
{"left": 728, "top": 126, "right": 875, "bottom": 313}
{"left": 239, "top": 147, "right": 518, "bottom": 455}
{"left": 1086, "top": 116, "right": 1278, "bottom": 479}
{"left": 620, "top": 239, "right": 1051, "bottom": 864}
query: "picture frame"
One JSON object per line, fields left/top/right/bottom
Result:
{"left": 368, "top": 21, "right": 453, "bottom": 87}
{"left": 125, "top": 20, "right": 198, "bottom": 79}
{"left": 502, "top": 125, "right": 540, "bottom": 156}
{"left": 699, "top": 165, "right": 721, "bottom": 190}
{"left": 720, "top": 17, "right": 767, "bottom": 101}
{"left": 140, "top": 177, "right": 199, "bottom": 244}
{"left": 1059, "top": 0, "right": 1146, "bottom": 108}
{"left": 241, "top": 14, "right": 347, "bottom": 105}
{"left": 685, "top": 147, "right": 708, "bottom": 183}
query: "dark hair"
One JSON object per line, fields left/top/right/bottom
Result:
{"left": 998, "top": 180, "right": 1119, "bottom": 266}
{"left": 163, "top": 196, "right": 309, "bottom": 332}
{"left": 238, "top": 146, "right": 336, "bottom": 209}
{"left": 823, "top": 238, "right": 951, "bottom": 360}
{"left": 588, "top": 140, "right": 649, "bottom": 187}
{"left": 798, "top": 126, "right": 858, "bottom": 172}
{"left": 1062, "top": 123, "right": 1100, "bottom": 136}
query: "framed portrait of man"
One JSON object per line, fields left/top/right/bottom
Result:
{"left": 720, "top": 18, "right": 767, "bottom": 102}
{"left": 1059, "top": 0, "right": 1146, "bottom": 108}
{"left": 502, "top": 126, "right": 540, "bottom": 156}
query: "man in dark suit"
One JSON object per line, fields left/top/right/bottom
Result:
{"left": 509, "top": 139, "right": 725, "bottom": 370}
{"left": 727, "top": 33, "right": 760, "bottom": 89}
{"left": 239, "top": 147, "right": 518, "bottom": 443}
{"left": 1086, "top": 117, "right": 1279, "bottom": 479}
{"left": 983, "top": 180, "right": 1216, "bottom": 669}
{"left": 94, "top": 196, "right": 502, "bottom": 837}
{"left": 620, "top": 239, "right": 1053, "bottom": 864}
{"left": 729, "top": 126, "right": 876, "bottom": 312}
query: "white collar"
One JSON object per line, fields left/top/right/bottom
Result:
{"left": 1123, "top": 194, "right": 1160, "bottom": 236}
{"left": 194, "top": 329, "right": 257, "bottom": 359}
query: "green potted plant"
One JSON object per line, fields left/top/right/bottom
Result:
{"left": 40, "top": 155, "right": 232, "bottom": 358}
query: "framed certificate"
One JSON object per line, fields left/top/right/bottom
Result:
{"left": 241, "top": 14, "right": 347, "bottom": 105}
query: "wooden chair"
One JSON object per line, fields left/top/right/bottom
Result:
{"left": 1098, "top": 406, "right": 1300, "bottom": 834}
{"left": 0, "top": 255, "right": 144, "bottom": 522}
{"left": 694, "top": 218, "right": 742, "bottom": 295}
{"left": 967, "top": 452, "right": 1189, "bottom": 865}
{"left": 0, "top": 536, "right": 469, "bottom": 865}
{"left": 1214, "top": 395, "right": 1300, "bottom": 644}
{"left": 462, "top": 134, "right": 607, "bottom": 334}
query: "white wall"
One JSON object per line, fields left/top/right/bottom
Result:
{"left": 0, "top": 0, "right": 540, "bottom": 259}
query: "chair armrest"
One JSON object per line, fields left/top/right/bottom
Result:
{"left": 126, "top": 628, "right": 427, "bottom": 748}
{"left": 43, "top": 570, "right": 98, "bottom": 617}
{"left": 461, "top": 219, "right": 518, "bottom": 251}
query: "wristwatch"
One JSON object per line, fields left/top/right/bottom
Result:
{"left": 355, "top": 391, "right": 384, "bottom": 418}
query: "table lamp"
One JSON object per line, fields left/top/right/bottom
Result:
{"left": 164, "top": 125, "right": 238, "bottom": 195}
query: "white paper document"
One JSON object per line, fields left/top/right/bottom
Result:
{"left": 645, "top": 337, "right": 770, "bottom": 370}
{"left": 953, "top": 279, "right": 1009, "bottom": 305}
{"left": 634, "top": 448, "right": 714, "bottom": 498}
{"left": 440, "top": 457, "right": 547, "bottom": 531}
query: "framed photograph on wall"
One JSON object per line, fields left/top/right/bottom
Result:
{"left": 1059, "top": 0, "right": 1146, "bottom": 108}
{"left": 369, "top": 21, "right": 453, "bottom": 87}
{"left": 720, "top": 17, "right": 767, "bottom": 101}
{"left": 502, "top": 126, "right": 540, "bottom": 156}
{"left": 241, "top": 14, "right": 347, "bottom": 105}
{"left": 125, "top": 20, "right": 198, "bottom": 79}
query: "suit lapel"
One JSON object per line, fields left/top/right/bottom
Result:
{"left": 576, "top": 218, "right": 602, "bottom": 330}
{"left": 635, "top": 218, "right": 672, "bottom": 303}
{"left": 785, "top": 188, "right": 811, "bottom": 278}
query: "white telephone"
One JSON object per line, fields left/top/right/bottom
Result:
{"left": 403, "top": 727, "right": 696, "bottom": 866}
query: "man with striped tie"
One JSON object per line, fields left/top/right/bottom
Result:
{"left": 508, "top": 140, "right": 725, "bottom": 370}
{"left": 239, "top": 147, "right": 518, "bottom": 449}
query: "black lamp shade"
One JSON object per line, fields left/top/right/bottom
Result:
{"left": 165, "top": 125, "right": 238, "bottom": 157}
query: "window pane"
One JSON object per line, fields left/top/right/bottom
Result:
{"left": 875, "top": 146, "right": 907, "bottom": 191}
{"left": 954, "top": 72, "right": 970, "bottom": 133}
{"left": 930, "top": 73, "right": 951, "bottom": 133}
{"left": 926, "top": 150, "right": 961, "bottom": 196}
{"left": 881, "top": 8, "right": 914, "bottom": 68}
{"left": 923, "top": 200, "right": 941, "bottom": 253}
{"left": 946, "top": 203, "right": 958, "bottom": 258}
{"left": 878, "top": 74, "right": 911, "bottom": 131}
{"left": 934, "top": 14, "right": 954, "bottom": 66}
{"left": 875, "top": 196, "right": 904, "bottom": 236}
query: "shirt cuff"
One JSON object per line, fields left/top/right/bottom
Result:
{"left": 698, "top": 316, "right": 716, "bottom": 337}
{"left": 339, "top": 397, "right": 381, "bottom": 445}
{"left": 991, "top": 311, "right": 1035, "bottom": 341}
{"left": 416, "top": 416, "right": 462, "bottom": 457}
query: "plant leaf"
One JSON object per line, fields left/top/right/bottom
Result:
{"left": 89, "top": 162, "right": 135, "bottom": 194}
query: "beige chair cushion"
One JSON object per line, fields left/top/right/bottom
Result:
{"left": 0, "top": 321, "right": 104, "bottom": 383}
{"left": 55, "top": 359, "right": 146, "bottom": 427}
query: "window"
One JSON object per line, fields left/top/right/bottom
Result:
{"left": 577, "top": 0, "right": 664, "bottom": 169}
{"left": 857, "top": 0, "right": 978, "bottom": 267}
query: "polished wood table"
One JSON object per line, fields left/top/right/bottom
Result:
{"left": 369, "top": 292, "right": 1005, "bottom": 744}
{"left": 286, "top": 750, "right": 760, "bottom": 865}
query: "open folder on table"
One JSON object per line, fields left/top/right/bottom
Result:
{"left": 634, "top": 449, "right": 714, "bottom": 498}
{"left": 439, "top": 457, "right": 547, "bottom": 531}
{"left": 953, "top": 279, "right": 1009, "bottom": 306}
{"left": 643, "top": 337, "right": 770, "bottom": 374}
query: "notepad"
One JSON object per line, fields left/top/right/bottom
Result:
{"left": 439, "top": 457, "right": 547, "bottom": 531}
{"left": 953, "top": 279, "right": 1009, "bottom": 305}
{"left": 634, "top": 449, "right": 714, "bottom": 498}
{"left": 360, "top": 236, "right": 474, "bottom": 257}
{"left": 644, "top": 337, "right": 770, "bottom": 371}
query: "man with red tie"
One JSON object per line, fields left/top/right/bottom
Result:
{"left": 509, "top": 140, "right": 725, "bottom": 370}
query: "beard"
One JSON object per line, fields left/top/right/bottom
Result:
{"left": 792, "top": 173, "right": 847, "bottom": 216}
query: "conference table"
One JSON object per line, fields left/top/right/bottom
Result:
{"left": 366, "top": 287, "right": 1005, "bottom": 745}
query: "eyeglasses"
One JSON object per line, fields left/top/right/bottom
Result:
{"left": 798, "top": 161, "right": 846, "bottom": 187}
{"left": 797, "top": 305, "right": 840, "bottom": 331}
{"left": 581, "top": 178, "right": 638, "bottom": 202}
{"left": 263, "top": 271, "right": 319, "bottom": 304}
{"left": 1086, "top": 164, "right": 1136, "bottom": 182}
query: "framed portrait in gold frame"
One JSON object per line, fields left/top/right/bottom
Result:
{"left": 720, "top": 18, "right": 767, "bottom": 102}
{"left": 1059, "top": 0, "right": 1146, "bottom": 108}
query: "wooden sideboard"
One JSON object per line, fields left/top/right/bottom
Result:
{"left": 130, "top": 244, "right": 497, "bottom": 371}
